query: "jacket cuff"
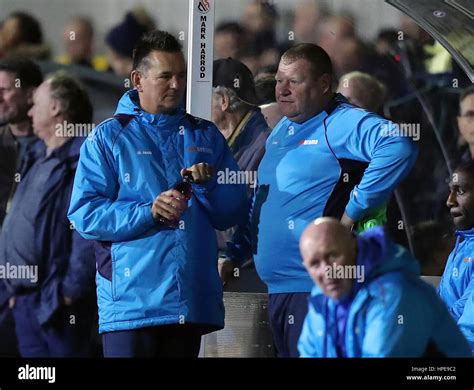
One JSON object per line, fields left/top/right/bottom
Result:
{"left": 141, "top": 202, "right": 158, "bottom": 228}
{"left": 345, "top": 202, "right": 364, "bottom": 222}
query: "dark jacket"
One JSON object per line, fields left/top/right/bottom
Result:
{"left": 217, "top": 109, "right": 270, "bottom": 253}
{"left": 0, "top": 125, "right": 40, "bottom": 227}
{"left": 229, "top": 108, "right": 270, "bottom": 176}
{"left": 0, "top": 137, "right": 96, "bottom": 325}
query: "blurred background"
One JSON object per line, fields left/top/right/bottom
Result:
{"left": 1, "top": 0, "right": 403, "bottom": 57}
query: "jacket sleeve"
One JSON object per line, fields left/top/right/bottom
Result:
{"left": 330, "top": 112, "right": 418, "bottom": 221}
{"left": 68, "top": 128, "right": 156, "bottom": 242}
{"left": 362, "top": 281, "right": 428, "bottom": 357}
{"left": 449, "top": 277, "right": 474, "bottom": 321}
{"left": 298, "top": 304, "right": 321, "bottom": 357}
{"left": 455, "top": 278, "right": 474, "bottom": 353}
{"left": 225, "top": 188, "right": 255, "bottom": 265}
{"left": 61, "top": 230, "right": 96, "bottom": 301}
{"left": 191, "top": 132, "right": 248, "bottom": 231}
{"left": 362, "top": 280, "right": 470, "bottom": 357}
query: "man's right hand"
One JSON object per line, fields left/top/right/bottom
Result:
{"left": 151, "top": 189, "right": 188, "bottom": 225}
{"left": 8, "top": 296, "right": 15, "bottom": 309}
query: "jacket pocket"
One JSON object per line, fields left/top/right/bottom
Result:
{"left": 110, "top": 241, "right": 125, "bottom": 302}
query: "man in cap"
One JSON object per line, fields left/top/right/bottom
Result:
{"left": 212, "top": 58, "right": 270, "bottom": 287}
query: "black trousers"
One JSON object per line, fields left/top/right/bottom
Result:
{"left": 268, "top": 292, "right": 310, "bottom": 358}
{"left": 102, "top": 324, "right": 202, "bottom": 358}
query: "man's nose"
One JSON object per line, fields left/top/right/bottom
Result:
{"left": 277, "top": 82, "right": 290, "bottom": 97}
{"left": 446, "top": 190, "right": 457, "bottom": 208}
{"left": 170, "top": 76, "right": 180, "bottom": 89}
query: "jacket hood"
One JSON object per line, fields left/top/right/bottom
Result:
{"left": 357, "top": 227, "right": 420, "bottom": 283}
{"left": 114, "top": 89, "right": 186, "bottom": 127}
{"left": 310, "top": 227, "right": 420, "bottom": 310}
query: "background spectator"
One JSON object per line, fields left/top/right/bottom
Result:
{"left": 0, "top": 11, "right": 50, "bottom": 60}
{"left": 337, "top": 71, "right": 386, "bottom": 114}
{"left": 214, "top": 22, "right": 246, "bottom": 60}
{"left": 56, "top": 16, "right": 108, "bottom": 72}
{"left": 0, "top": 71, "right": 97, "bottom": 357}
{"left": 105, "top": 8, "right": 155, "bottom": 78}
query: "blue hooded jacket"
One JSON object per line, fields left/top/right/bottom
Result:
{"left": 298, "top": 227, "right": 471, "bottom": 357}
{"left": 438, "top": 228, "right": 474, "bottom": 354}
{"left": 68, "top": 90, "right": 248, "bottom": 334}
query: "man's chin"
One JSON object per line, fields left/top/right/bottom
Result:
{"left": 160, "top": 107, "right": 179, "bottom": 115}
{"left": 454, "top": 219, "right": 471, "bottom": 231}
{"left": 159, "top": 102, "right": 181, "bottom": 114}
{"left": 278, "top": 108, "right": 295, "bottom": 119}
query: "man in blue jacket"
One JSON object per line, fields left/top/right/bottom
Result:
{"left": 439, "top": 160, "right": 474, "bottom": 354}
{"left": 68, "top": 30, "right": 248, "bottom": 357}
{"left": 228, "top": 43, "right": 418, "bottom": 357}
{"left": 298, "top": 218, "right": 470, "bottom": 357}
{"left": 0, "top": 71, "right": 97, "bottom": 357}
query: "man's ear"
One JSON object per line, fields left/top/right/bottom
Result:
{"left": 221, "top": 92, "right": 230, "bottom": 112}
{"left": 131, "top": 70, "right": 142, "bottom": 92}
{"left": 50, "top": 98, "right": 61, "bottom": 118}
{"left": 320, "top": 74, "right": 332, "bottom": 95}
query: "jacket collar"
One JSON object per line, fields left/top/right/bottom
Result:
{"left": 115, "top": 89, "right": 185, "bottom": 128}
{"left": 323, "top": 92, "right": 350, "bottom": 116}
{"left": 455, "top": 227, "right": 474, "bottom": 238}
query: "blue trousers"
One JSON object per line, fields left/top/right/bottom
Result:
{"left": 268, "top": 292, "right": 310, "bottom": 357}
{"left": 102, "top": 324, "right": 202, "bottom": 358}
{"left": 0, "top": 286, "right": 18, "bottom": 357}
{"left": 12, "top": 292, "right": 96, "bottom": 357}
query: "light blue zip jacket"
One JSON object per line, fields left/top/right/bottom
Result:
{"left": 438, "top": 228, "right": 474, "bottom": 354}
{"left": 298, "top": 227, "right": 471, "bottom": 357}
{"left": 68, "top": 90, "right": 248, "bottom": 333}
{"left": 252, "top": 94, "right": 418, "bottom": 294}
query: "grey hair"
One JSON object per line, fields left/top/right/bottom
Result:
{"left": 213, "top": 86, "right": 247, "bottom": 112}
{"left": 47, "top": 70, "right": 93, "bottom": 124}
{"left": 341, "top": 71, "right": 386, "bottom": 109}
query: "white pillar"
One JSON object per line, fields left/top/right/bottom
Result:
{"left": 186, "top": 0, "right": 215, "bottom": 121}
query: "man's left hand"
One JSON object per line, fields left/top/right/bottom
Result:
{"left": 180, "top": 163, "right": 213, "bottom": 184}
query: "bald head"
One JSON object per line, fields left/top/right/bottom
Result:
{"left": 300, "top": 217, "right": 357, "bottom": 300}
{"left": 300, "top": 217, "right": 354, "bottom": 257}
